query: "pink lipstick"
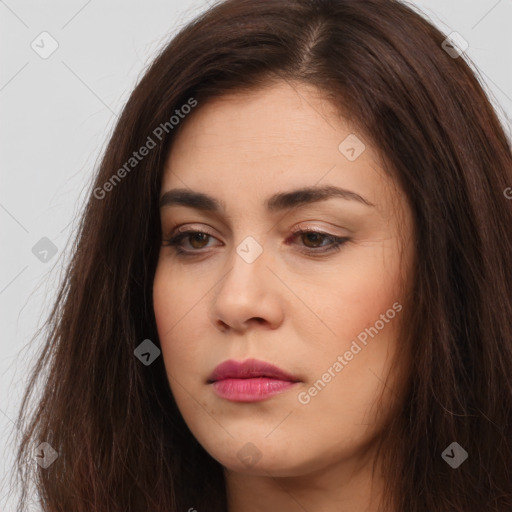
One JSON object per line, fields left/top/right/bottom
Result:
{"left": 207, "top": 358, "right": 300, "bottom": 402}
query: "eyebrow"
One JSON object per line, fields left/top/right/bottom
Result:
{"left": 159, "top": 185, "right": 375, "bottom": 212}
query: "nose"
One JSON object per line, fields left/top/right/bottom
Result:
{"left": 209, "top": 240, "right": 285, "bottom": 333}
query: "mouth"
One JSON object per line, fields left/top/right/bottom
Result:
{"left": 207, "top": 358, "right": 301, "bottom": 402}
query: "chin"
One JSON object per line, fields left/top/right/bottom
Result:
{"left": 203, "top": 437, "right": 317, "bottom": 478}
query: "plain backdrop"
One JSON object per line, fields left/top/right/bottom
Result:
{"left": 1, "top": 0, "right": 511, "bottom": 509}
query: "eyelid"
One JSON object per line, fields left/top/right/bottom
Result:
{"left": 290, "top": 221, "right": 348, "bottom": 237}
{"left": 173, "top": 223, "right": 217, "bottom": 236}
{"left": 164, "top": 222, "right": 347, "bottom": 242}
{"left": 162, "top": 222, "right": 350, "bottom": 258}
{"left": 163, "top": 223, "right": 220, "bottom": 241}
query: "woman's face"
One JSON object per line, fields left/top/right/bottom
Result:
{"left": 153, "top": 81, "right": 414, "bottom": 477}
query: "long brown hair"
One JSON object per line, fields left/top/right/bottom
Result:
{"left": 15, "top": 0, "right": 512, "bottom": 510}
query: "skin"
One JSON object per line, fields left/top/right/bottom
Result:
{"left": 153, "top": 80, "right": 415, "bottom": 512}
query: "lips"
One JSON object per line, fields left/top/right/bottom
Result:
{"left": 207, "top": 358, "right": 300, "bottom": 402}
{"left": 207, "top": 358, "right": 299, "bottom": 383}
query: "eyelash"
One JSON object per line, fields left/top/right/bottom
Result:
{"left": 162, "top": 226, "right": 350, "bottom": 257}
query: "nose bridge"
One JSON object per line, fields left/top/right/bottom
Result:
{"left": 226, "top": 207, "right": 270, "bottom": 270}
{"left": 210, "top": 229, "right": 284, "bottom": 330}
{"left": 222, "top": 232, "right": 270, "bottom": 294}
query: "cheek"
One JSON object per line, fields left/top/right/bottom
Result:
{"left": 301, "top": 240, "right": 405, "bottom": 411}
{"left": 153, "top": 256, "right": 204, "bottom": 339}
{"left": 153, "top": 269, "right": 177, "bottom": 352}
{"left": 321, "top": 239, "right": 404, "bottom": 329}
{"left": 153, "top": 264, "right": 200, "bottom": 377}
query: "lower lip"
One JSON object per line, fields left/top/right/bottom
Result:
{"left": 211, "top": 378, "right": 298, "bottom": 402}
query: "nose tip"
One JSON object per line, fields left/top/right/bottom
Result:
{"left": 209, "top": 238, "right": 286, "bottom": 333}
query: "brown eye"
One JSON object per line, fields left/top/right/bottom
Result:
{"left": 163, "top": 227, "right": 349, "bottom": 257}
{"left": 300, "top": 231, "right": 327, "bottom": 248}
{"left": 288, "top": 229, "right": 350, "bottom": 255}
{"left": 188, "top": 232, "right": 210, "bottom": 249}
{"left": 162, "top": 229, "right": 219, "bottom": 253}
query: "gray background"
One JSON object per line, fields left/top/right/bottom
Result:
{"left": 1, "top": 0, "right": 511, "bottom": 509}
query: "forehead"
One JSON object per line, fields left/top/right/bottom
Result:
{"left": 161, "top": 81, "right": 396, "bottom": 216}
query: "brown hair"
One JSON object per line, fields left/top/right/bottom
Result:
{"left": 15, "top": 0, "right": 512, "bottom": 510}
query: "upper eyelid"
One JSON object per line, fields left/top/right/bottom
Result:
{"left": 165, "top": 219, "right": 349, "bottom": 236}
{"left": 165, "top": 225, "right": 342, "bottom": 240}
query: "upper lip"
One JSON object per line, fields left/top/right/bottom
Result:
{"left": 207, "top": 358, "right": 300, "bottom": 383}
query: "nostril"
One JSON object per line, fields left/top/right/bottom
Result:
{"left": 217, "top": 320, "right": 229, "bottom": 331}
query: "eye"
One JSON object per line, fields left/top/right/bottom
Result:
{"left": 162, "top": 226, "right": 350, "bottom": 257}
{"left": 162, "top": 229, "right": 218, "bottom": 254}
{"left": 287, "top": 227, "right": 350, "bottom": 255}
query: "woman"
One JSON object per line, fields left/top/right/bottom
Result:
{"left": 15, "top": 0, "right": 512, "bottom": 510}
